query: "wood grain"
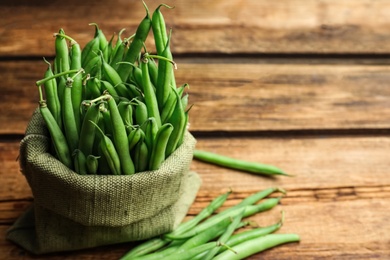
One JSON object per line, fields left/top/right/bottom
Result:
{"left": 1, "top": 133, "right": 390, "bottom": 258}
{"left": 2, "top": 0, "right": 390, "bottom": 56}
{"left": 3, "top": 60, "right": 390, "bottom": 134}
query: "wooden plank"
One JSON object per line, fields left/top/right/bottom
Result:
{"left": 2, "top": 0, "right": 390, "bottom": 56}
{"left": 2, "top": 60, "right": 390, "bottom": 134}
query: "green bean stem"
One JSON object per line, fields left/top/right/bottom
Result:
{"left": 106, "top": 95, "right": 135, "bottom": 174}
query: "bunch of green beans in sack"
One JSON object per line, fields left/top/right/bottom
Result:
{"left": 36, "top": 3, "right": 187, "bottom": 175}
{"left": 7, "top": 2, "right": 201, "bottom": 255}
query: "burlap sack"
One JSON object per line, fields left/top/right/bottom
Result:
{"left": 6, "top": 109, "right": 201, "bottom": 254}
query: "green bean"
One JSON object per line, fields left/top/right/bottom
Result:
{"left": 86, "top": 154, "right": 100, "bottom": 175}
{"left": 144, "top": 117, "right": 158, "bottom": 155}
{"left": 219, "top": 216, "right": 283, "bottom": 253}
{"left": 213, "top": 233, "right": 300, "bottom": 260}
{"left": 165, "top": 197, "right": 280, "bottom": 240}
{"left": 203, "top": 209, "right": 246, "bottom": 260}
{"left": 83, "top": 55, "right": 102, "bottom": 76}
{"left": 133, "top": 140, "right": 148, "bottom": 173}
{"left": 101, "top": 57, "right": 130, "bottom": 99}
{"left": 159, "top": 242, "right": 218, "bottom": 260}
{"left": 81, "top": 27, "right": 100, "bottom": 68}
{"left": 155, "top": 31, "right": 174, "bottom": 111}
{"left": 151, "top": 4, "right": 172, "bottom": 56}
{"left": 128, "top": 126, "right": 143, "bottom": 151}
{"left": 78, "top": 102, "right": 100, "bottom": 156}
{"left": 62, "top": 77, "right": 80, "bottom": 154}
{"left": 134, "top": 99, "right": 148, "bottom": 128}
{"left": 117, "top": 2, "right": 151, "bottom": 82}
{"left": 147, "top": 57, "right": 158, "bottom": 87}
{"left": 98, "top": 144, "right": 112, "bottom": 175}
{"left": 120, "top": 237, "right": 171, "bottom": 259}
{"left": 100, "top": 80, "right": 119, "bottom": 98}
{"left": 57, "top": 73, "right": 66, "bottom": 104}
{"left": 69, "top": 41, "right": 83, "bottom": 132}
{"left": 140, "top": 57, "right": 161, "bottom": 127}
{"left": 42, "top": 58, "right": 62, "bottom": 128}
{"left": 85, "top": 77, "right": 102, "bottom": 100}
{"left": 109, "top": 28, "right": 126, "bottom": 70}
{"left": 178, "top": 213, "right": 236, "bottom": 251}
{"left": 73, "top": 149, "right": 87, "bottom": 175}
{"left": 193, "top": 149, "right": 289, "bottom": 176}
{"left": 38, "top": 89, "right": 72, "bottom": 169}
{"left": 106, "top": 95, "right": 135, "bottom": 175}
{"left": 91, "top": 120, "right": 121, "bottom": 175}
{"left": 90, "top": 23, "right": 109, "bottom": 61}
{"left": 160, "top": 88, "right": 177, "bottom": 123}
{"left": 169, "top": 190, "right": 231, "bottom": 238}
{"left": 165, "top": 89, "right": 186, "bottom": 156}
{"left": 118, "top": 100, "right": 133, "bottom": 126}
{"left": 149, "top": 123, "right": 173, "bottom": 170}
{"left": 54, "top": 29, "right": 70, "bottom": 74}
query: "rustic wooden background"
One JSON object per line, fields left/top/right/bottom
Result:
{"left": 1, "top": 0, "right": 390, "bottom": 259}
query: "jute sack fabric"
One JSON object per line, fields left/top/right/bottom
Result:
{"left": 6, "top": 109, "right": 201, "bottom": 254}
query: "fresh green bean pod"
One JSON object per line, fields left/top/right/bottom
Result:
{"left": 134, "top": 99, "right": 148, "bottom": 128}
{"left": 54, "top": 29, "right": 70, "bottom": 74}
{"left": 120, "top": 237, "right": 171, "bottom": 260}
{"left": 87, "top": 154, "right": 100, "bottom": 174}
{"left": 149, "top": 123, "right": 173, "bottom": 170}
{"left": 147, "top": 57, "right": 158, "bottom": 87}
{"left": 165, "top": 90, "right": 186, "bottom": 156}
{"left": 133, "top": 140, "right": 148, "bottom": 173}
{"left": 106, "top": 95, "right": 135, "bottom": 175}
{"left": 213, "top": 234, "right": 300, "bottom": 260}
{"left": 62, "top": 77, "right": 79, "bottom": 154}
{"left": 73, "top": 149, "right": 87, "bottom": 175}
{"left": 203, "top": 210, "right": 245, "bottom": 260}
{"left": 38, "top": 99, "right": 73, "bottom": 169}
{"left": 193, "top": 150, "right": 289, "bottom": 176}
{"left": 160, "top": 88, "right": 177, "bottom": 123}
{"left": 144, "top": 117, "right": 158, "bottom": 154}
{"left": 83, "top": 55, "right": 102, "bottom": 76}
{"left": 81, "top": 27, "right": 100, "bottom": 68}
{"left": 85, "top": 77, "right": 102, "bottom": 100}
{"left": 141, "top": 57, "right": 161, "bottom": 127}
{"left": 218, "top": 218, "right": 283, "bottom": 253}
{"left": 69, "top": 41, "right": 83, "bottom": 132}
{"left": 90, "top": 23, "right": 108, "bottom": 61}
{"left": 117, "top": 3, "right": 151, "bottom": 82}
{"left": 100, "top": 80, "right": 119, "bottom": 99}
{"left": 78, "top": 102, "right": 100, "bottom": 156}
{"left": 92, "top": 120, "right": 121, "bottom": 175}
{"left": 118, "top": 100, "right": 133, "bottom": 126}
{"left": 42, "top": 58, "right": 62, "bottom": 129}
{"left": 128, "top": 126, "right": 143, "bottom": 152}
{"left": 151, "top": 4, "right": 171, "bottom": 55}
{"left": 155, "top": 34, "right": 174, "bottom": 111}
{"left": 109, "top": 28, "right": 126, "bottom": 70}
{"left": 101, "top": 58, "right": 130, "bottom": 99}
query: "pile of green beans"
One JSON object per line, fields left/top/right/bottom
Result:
{"left": 35, "top": 2, "right": 189, "bottom": 175}
{"left": 120, "top": 187, "right": 300, "bottom": 259}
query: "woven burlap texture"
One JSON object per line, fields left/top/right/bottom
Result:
{"left": 6, "top": 109, "right": 201, "bottom": 254}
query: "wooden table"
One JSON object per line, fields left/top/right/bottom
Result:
{"left": 1, "top": 0, "right": 390, "bottom": 259}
